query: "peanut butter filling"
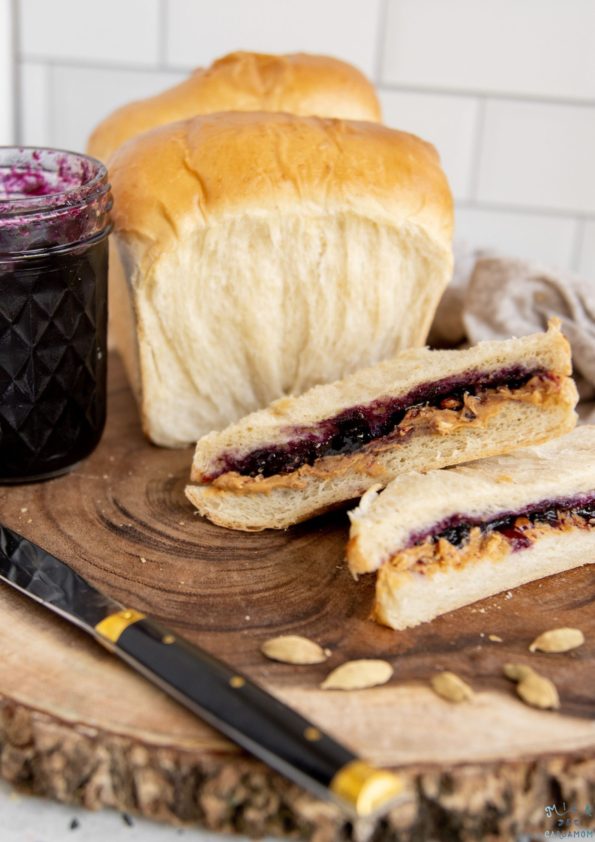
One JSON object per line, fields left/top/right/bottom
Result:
{"left": 387, "top": 509, "right": 594, "bottom": 579}
{"left": 207, "top": 373, "right": 563, "bottom": 495}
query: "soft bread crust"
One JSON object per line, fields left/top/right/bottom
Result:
{"left": 347, "top": 424, "right": 595, "bottom": 575}
{"left": 185, "top": 326, "right": 578, "bottom": 531}
{"left": 108, "top": 111, "right": 451, "bottom": 262}
{"left": 109, "top": 111, "right": 454, "bottom": 446}
{"left": 374, "top": 529, "right": 595, "bottom": 630}
{"left": 87, "top": 51, "right": 382, "bottom": 163}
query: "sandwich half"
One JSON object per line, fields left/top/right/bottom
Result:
{"left": 347, "top": 426, "right": 595, "bottom": 630}
{"left": 185, "top": 323, "right": 578, "bottom": 531}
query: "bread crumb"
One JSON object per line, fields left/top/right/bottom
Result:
{"left": 140, "top": 557, "right": 147, "bottom": 564}
{"left": 489, "top": 634, "right": 503, "bottom": 642}
{"left": 270, "top": 396, "right": 294, "bottom": 416}
{"left": 20, "top": 507, "right": 27, "bottom": 513}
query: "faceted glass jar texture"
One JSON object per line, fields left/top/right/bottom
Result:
{"left": 0, "top": 147, "right": 111, "bottom": 482}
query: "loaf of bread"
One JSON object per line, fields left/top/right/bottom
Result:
{"left": 87, "top": 51, "right": 382, "bottom": 163}
{"left": 108, "top": 111, "right": 454, "bottom": 447}
{"left": 347, "top": 426, "right": 595, "bottom": 630}
{"left": 185, "top": 323, "right": 577, "bottom": 530}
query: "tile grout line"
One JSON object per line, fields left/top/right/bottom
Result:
{"left": 467, "top": 96, "right": 486, "bottom": 202}
{"left": 16, "top": 54, "right": 190, "bottom": 75}
{"left": 455, "top": 199, "right": 595, "bottom": 222}
{"left": 373, "top": 0, "right": 389, "bottom": 87}
{"left": 14, "top": 53, "right": 595, "bottom": 111}
{"left": 376, "top": 80, "right": 595, "bottom": 110}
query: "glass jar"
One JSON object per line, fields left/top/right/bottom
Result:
{"left": 0, "top": 147, "right": 112, "bottom": 482}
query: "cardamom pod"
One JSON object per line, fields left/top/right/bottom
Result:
{"left": 321, "top": 659, "right": 393, "bottom": 690}
{"left": 261, "top": 635, "right": 328, "bottom": 665}
{"left": 431, "top": 671, "right": 474, "bottom": 703}
{"left": 503, "top": 662, "right": 536, "bottom": 682}
{"left": 517, "top": 672, "right": 560, "bottom": 710}
{"left": 529, "top": 627, "right": 585, "bottom": 654}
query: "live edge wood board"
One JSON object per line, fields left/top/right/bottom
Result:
{"left": 0, "top": 354, "right": 593, "bottom": 842}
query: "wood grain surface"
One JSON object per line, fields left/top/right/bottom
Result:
{"left": 0, "top": 353, "right": 594, "bottom": 841}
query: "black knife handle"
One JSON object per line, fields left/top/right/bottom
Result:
{"left": 94, "top": 610, "right": 402, "bottom": 816}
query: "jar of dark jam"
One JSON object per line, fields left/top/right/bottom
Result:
{"left": 0, "top": 147, "right": 111, "bottom": 482}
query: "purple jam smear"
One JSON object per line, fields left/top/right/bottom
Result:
{"left": 2, "top": 169, "right": 56, "bottom": 197}
{"left": 207, "top": 366, "right": 554, "bottom": 481}
{"left": 0, "top": 148, "right": 94, "bottom": 200}
{"left": 407, "top": 493, "right": 595, "bottom": 554}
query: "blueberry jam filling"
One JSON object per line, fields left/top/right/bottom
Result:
{"left": 408, "top": 493, "right": 595, "bottom": 554}
{"left": 207, "top": 366, "right": 554, "bottom": 481}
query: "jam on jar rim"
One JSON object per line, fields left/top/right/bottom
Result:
{"left": 0, "top": 146, "right": 112, "bottom": 255}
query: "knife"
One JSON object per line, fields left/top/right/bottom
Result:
{"left": 0, "top": 522, "right": 404, "bottom": 819}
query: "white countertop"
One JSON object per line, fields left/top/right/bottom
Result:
{"left": 1, "top": 781, "right": 280, "bottom": 842}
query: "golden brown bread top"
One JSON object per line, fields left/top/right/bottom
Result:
{"left": 108, "top": 110, "right": 453, "bottom": 267}
{"left": 87, "top": 51, "right": 382, "bottom": 163}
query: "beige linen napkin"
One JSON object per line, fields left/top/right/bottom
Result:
{"left": 430, "top": 243, "right": 595, "bottom": 422}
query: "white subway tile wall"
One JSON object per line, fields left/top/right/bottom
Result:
{"left": 381, "top": 0, "right": 595, "bottom": 101}
{"left": 19, "top": 61, "right": 49, "bottom": 147}
{"left": 49, "top": 66, "right": 185, "bottom": 153}
{"left": 20, "top": 0, "right": 162, "bottom": 66}
{"left": 455, "top": 207, "right": 578, "bottom": 269}
{"left": 477, "top": 99, "right": 595, "bottom": 214}
{"left": 166, "top": 0, "right": 381, "bottom": 76}
{"left": 379, "top": 89, "right": 479, "bottom": 200}
{"left": 13, "top": 0, "right": 595, "bottom": 275}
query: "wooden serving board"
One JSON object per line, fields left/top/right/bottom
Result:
{"left": 0, "top": 354, "right": 594, "bottom": 842}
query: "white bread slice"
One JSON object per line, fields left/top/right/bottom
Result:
{"left": 185, "top": 324, "right": 578, "bottom": 531}
{"left": 346, "top": 426, "right": 595, "bottom": 630}
{"left": 374, "top": 529, "right": 594, "bottom": 630}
